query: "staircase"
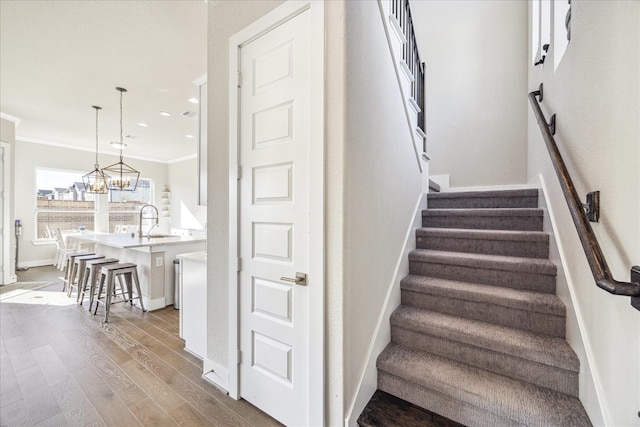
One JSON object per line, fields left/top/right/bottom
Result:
{"left": 361, "top": 189, "right": 592, "bottom": 426}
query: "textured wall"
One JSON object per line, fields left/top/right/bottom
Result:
{"left": 527, "top": 1, "right": 639, "bottom": 424}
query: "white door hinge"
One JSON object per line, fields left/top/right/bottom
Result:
{"left": 237, "top": 257, "right": 242, "bottom": 272}
{"left": 236, "top": 349, "right": 242, "bottom": 365}
{"left": 237, "top": 165, "right": 242, "bottom": 180}
{"left": 237, "top": 71, "right": 242, "bottom": 88}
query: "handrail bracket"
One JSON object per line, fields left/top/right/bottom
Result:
{"left": 582, "top": 191, "right": 600, "bottom": 223}
{"left": 631, "top": 267, "right": 640, "bottom": 310}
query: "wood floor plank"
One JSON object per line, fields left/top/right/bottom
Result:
{"left": 72, "top": 367, "right": 142, "bottom": 427}
{"left": 128, "top": 396, "right": 179, "bottom": 427}
{"left": 1, "top": 276, "right": 279, "bottom": 427}
{"left": 168, "top": 401, "right": 219, "bottom": 427}
{"left": 0, "top": 399, "right": 31, "bottom": 427}
{"left": 119, "top": 359, "right": 185, "bottom": 414}
{"left": 31, "top": 344, "right": 72, "bottom": 387}
{"left": 50, "top": 377, "right": 106, "bottom": 427}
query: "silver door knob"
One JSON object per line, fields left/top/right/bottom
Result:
{"left": 280, "top": 272, "right": 307, "bottom": 286}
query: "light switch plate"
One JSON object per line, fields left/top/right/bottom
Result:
{"left": 156, "top": 256, "right": 163, "bottom": 267}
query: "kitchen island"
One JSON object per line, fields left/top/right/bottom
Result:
{"left": 75, "top": 233, "right": 206, "bottom": 311}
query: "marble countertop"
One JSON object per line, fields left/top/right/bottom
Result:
{"left": 75, "top": 233, "right": 206, "bottom": 249}
{"left": 177, "top": 251, "right": 207, "bottom": 263}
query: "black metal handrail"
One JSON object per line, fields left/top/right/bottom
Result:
{"left": 391, "top": 0, "right": 425, "bottom": 133}
{"left": 528, "top": 89, "right": 640, "bottom": 300}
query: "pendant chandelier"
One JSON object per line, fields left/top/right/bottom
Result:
{"left": 82, "top": 105, "right": 110, "bottom": 194}
{"left": 102, "top": 87, "right": 140, "bottom": 191}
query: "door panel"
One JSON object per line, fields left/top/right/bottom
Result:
{"left": 238, "top": 8, "right": 311, "bottom": 426}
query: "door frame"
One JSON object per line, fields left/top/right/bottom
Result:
{"left": 227, "top": 1, "right": 325, "bottom": 424}
{"left": 0, "top": 141, "right": 14, "bottom": 285}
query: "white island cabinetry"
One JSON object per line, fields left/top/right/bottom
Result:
{"left": 177, "top": 251, "right": 206, "bottom": 359}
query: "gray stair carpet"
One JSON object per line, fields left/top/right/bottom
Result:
{"left": 371, "top": 189, "right": 591, "bottom": 426}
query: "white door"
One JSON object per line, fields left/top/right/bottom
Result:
{"left": 238, "top": 8, "right": 312, "bottom": 426}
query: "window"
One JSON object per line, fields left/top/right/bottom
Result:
{"left": 35, "top": 169, "right": 96, "bottom": 239}
{"left": 108, "top": 178, "right": 153, "bottom": 233}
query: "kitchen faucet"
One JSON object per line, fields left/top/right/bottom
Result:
{"left": 139, "top": 204, "right": 159, "bottom": 238}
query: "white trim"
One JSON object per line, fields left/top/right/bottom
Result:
{"left": 1, "top": 142, "right": 13, "bottom": 285}
{"left": 376, "top": 0, "right": 422, "bottom": 173}
{"left": 193, "top": 73, "right": 207, "bottom": 86}
{"left": 408, "top": 96, "right": 421, "bottom": 114}
{"left": 145, "top": 297, "right": 166, "bottom": 312}
{"left": 400, "top": 60, "right": 415, "bottom": 83}
{"left": 538, "top": 175, "right": 607, "bottom": 424}
{"left": 228, "top": 2, "right": 325, "bottom": 424}
{"left": 31, "top": 239, "right": 55, "bottom": 246}
{"left": 17, "top": 136, "right": 191, "bottom": 165}
{"left": 203, "top": 357, "right": 230, "bottom": 393}
{"left": 15, "top": 259, "right": 56, "bottom": 268}
{"left": 388, "top": 14, "right": 406, "bottom": 44}
{"left": 344, "top": 193, "right": 427, "bottom": 427}
{"left": 0, "top": 112, "right": 21, "bottom": 126}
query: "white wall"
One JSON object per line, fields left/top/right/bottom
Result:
{"left": 527, "top": 1, "right": 639, "bottom": 425}
{"left": 167, "top": 157, "right": 206, "bottom": 231}
{"left": 206, "top": 0, "right": 285, "bottom": 383}
{"left": 0, "top": 118, "right": 16, "bottom": 281}
{"left": 13, "top": 140, "right": 170, "bottom": 266}
{"left": 343, "top": 1, "right": 426, "bottom": 422}
{"left": 411, "top": 0, "right": 528, "bottom": 188}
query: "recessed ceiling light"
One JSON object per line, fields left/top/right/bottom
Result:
{"left": 185, "top": 134, "right": 194, "bottom": 139}
{"left": 188, "top": 97, "right": 199, "bottom": 104}
{"left": 138, "top": 122, "right": 148, "bottom": 127}
{"left": 159, "top": 111, "right": 171, "bottom": 117}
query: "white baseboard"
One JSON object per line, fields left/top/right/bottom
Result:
{"left": 19, "top": 259, "right": 57, "bottom": 268}
{"left": 145, "top": 297, "right": 166, "bottom": 312}
{"left": 203, "top": 357, "right": 230, "bottom": 393}
{"left": 537, "top": 175, "right": 606, "bottom": 425}
{"left": 344, "top": 193, "right": 427, "bottom": 427}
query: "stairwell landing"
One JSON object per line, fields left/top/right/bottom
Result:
{"left": 359, "top": 189, "right": 591, "bottom": 427}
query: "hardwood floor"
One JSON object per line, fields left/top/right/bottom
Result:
{"left": 1, "top": 267, "right": 281, "bottom": 427}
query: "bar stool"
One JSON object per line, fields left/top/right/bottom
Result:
{"left": 67, "top": 254, "right": 105, "bottom": 298}
{"left": 79, "top": 257, "right": 119, "bottom": 307}
{"left": 62, "top": 251, "right": 95, "bottom": 292}
{"left": 94, "top": 263, "right": 146, "bottom": 322}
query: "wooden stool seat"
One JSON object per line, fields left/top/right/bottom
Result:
{"left": 94, "top": 263, "right": 146, "bottom": 322}
{"left": 80, "top": 257, "right": 120, "bottom": 309}
{"left": 62, "top": 251, "right": 95, "bottom": 292}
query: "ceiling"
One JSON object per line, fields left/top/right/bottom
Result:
{"left": 0, "top": 0, "right": 207, "bottom": 164}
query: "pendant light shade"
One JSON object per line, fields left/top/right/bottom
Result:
{"left": 102, "top": 87, "right": 140, "bottom": 191}
{"left": 82, "top": 105, "right": 111, "bottom": 194}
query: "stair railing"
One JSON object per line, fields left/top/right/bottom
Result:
{"left": 390, "top": 0, "right": 426, "bottom": 133}
{"left": 528, "top": 85, "right": 640, "bottom": 310}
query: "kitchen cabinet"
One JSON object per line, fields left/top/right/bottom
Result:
{"left": 177, "top": 251, "right": 206, "bottom": 359}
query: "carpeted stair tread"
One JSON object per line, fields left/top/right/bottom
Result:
{"left": 416, "top": 228, "right": 549, "bottom": 243}
{"left": 377, "top": 344, "right": 591, "bottom": 426}
{"left": 424, "top": 208, "right": 543, "bottom": 217}
{"left": 428, "top": 189, "right": 539, "bottom": 209}
{"left": 390, "top": 306, "right": 579, "bottom": 372}
{"left": 416, "top": 228, "right": 549, "bottom": 258}
{"left": 400, "top": 275, "right": 565, "bottom": 317}
{"left": 409, "top": 249, "right": 556, "bottom": 276}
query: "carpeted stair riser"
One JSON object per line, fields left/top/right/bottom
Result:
{"left": 400, "top": 289, "right": 566, "bottom": 337}
{"left": 377, "top": 344, "right": 591, "bottom": 427}
{"left": 427, "top": 189, "right": 539, "bottom": 209}
{"left": 423, "top": 209, "right": 544, "bottom": 231}
{"left": 409, "top": 251, "right": 557, "bottom": 294}
{"left": 390, "top": 324, "right": 578, "bottom": 396}
{"left": 416, "top": 228, "right": 549, "bottom": 259}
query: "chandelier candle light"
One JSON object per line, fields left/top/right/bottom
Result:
{"left": 82, "top": 105, "right": 110, "bottom": 194}
{"left": 102, "top": 87, "right": 140, "bottom": 191}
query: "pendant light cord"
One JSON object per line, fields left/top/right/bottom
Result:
{"left": 94, "top": 106, "right": 100, "bottom": 167}
{"left": 119, "top": 88, "right": 124, "bottom": 163}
